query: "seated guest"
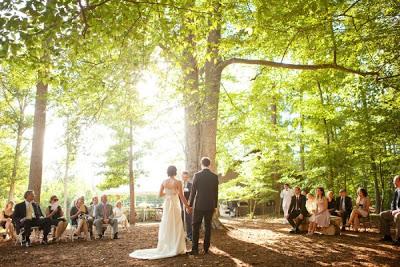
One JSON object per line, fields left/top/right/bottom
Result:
{"left": 327, "top": 191, "right": 337, "bottom": 215}
{"left": 95, "top": 195, "right": 119, "bottom": 239}
{"left": 70, "top": 197, "right": 90, "bottom": 240}
{"left": 87, "top": 196, "right": 98, "bottom": 239}
{"left": 88, "top": 196, "right": 98, "bottom": 219}
{"left": 45, "top": 195, "right": 67, "bottom": 242}
{"left": 306, "top": 193, "right": 316, "bottom": 235}
{"left": 309, "top": 187, "right": 331, "bottom": 234}
{"left": 13, "top": 190, "right": 51, "bottom": 246}
{"left": 335, "top": 189, "right": 353, "bottom": 231}
{"left": 347, "top": 188, "right": 370, "bottom": 231}
{"left": 114, "top": 201, "right": 130, "bottom": 230}
{"left": 379, "top": 175, "right": 400, "bottom": 245}
{"left": 0, "top": 201, "right": 16, "bottom": 241}
{"left": 287, "top": 186, "right": 308, "bottom": 234}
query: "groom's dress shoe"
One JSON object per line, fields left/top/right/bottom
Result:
{"left": 187, "top": 250, "right": 199, "bottom": 256}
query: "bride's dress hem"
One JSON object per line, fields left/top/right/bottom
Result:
{"left": 129, "top": 188, "right": 187, "bottom": 260}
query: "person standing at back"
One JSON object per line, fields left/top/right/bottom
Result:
{"left": 181, "top": 171, "right": 193, "bottom": 241}
{"left": 187, "top": 157, "right": 219, "bottom": 255}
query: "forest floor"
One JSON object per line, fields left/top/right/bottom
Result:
{"left": 0, "top": 217, "right": 399, "bottom": 267}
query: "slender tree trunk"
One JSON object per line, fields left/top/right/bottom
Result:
{"left": 8, "top": 117, "right": 24, "bottom": 202}
{"left": 299, "top": 90, "right": 305, "bottom": 174}
{"left": 28, "top": 79, "right": 48, "bottom": 203}
{"left": 317, "top": 81, "right": 334, "bottom": 188}
{"left": 270, "top": 97, "right": 281, "bottom": 215}
{"left": 299, "top": 115, "right": 305, "bottom": 172}
{"left": 360, "top": 89, "right": 381, "bottom": 213}
{"left": 129, "top": 119, "right": 136, "bottom": 225}
{"left": 63, "top": 117, "right": 70, "bottom": 213}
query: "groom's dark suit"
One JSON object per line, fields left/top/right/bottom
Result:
{"left": 189, "top": 168, "right": 219, "bottom": 253}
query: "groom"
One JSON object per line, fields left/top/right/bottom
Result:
{"left": 187, "top": 157, "right": 219, "bottom": 255}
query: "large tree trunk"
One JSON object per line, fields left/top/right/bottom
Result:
{"left": 199, "top": 1, "right": 222, "bottom": 172}
{"left": 201, "top": 1, "right": 225, "bottom": 229}
{"left": 182, "top": 35, "right": 201, "bottom": 177}
{"left": 128, "top": 119, "right": 136, "bottom": 225}
{"left": 28, "top": 79, "right": 48, "bottom": 203}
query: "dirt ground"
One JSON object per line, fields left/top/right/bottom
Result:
{"left": 0, "top": 217, "right": 399, "bottom": 267}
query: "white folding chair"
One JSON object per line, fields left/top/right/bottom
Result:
{"left": 102, "top": 224, "right": 113, "bottom": 239}
{"left": 69, "top": 224, "right": 78, "bottom": 242}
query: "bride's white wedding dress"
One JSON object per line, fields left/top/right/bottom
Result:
{"left": 129, "top": 188, "right": 186, "bottom": 259}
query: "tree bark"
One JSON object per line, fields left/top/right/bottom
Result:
{"left": 199, "top": 1, "right": 222, "bottom": 173}
{"left": 182, "top": 33, "right": 201, "bottom": 177}
{"left": 28, "top": 79, "right": 48, "bottom": 203}
{"left": 129, "top": 119, "right": 136, "bottom": 225}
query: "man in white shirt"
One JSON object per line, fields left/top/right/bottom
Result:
{"left": 280, "top": 183, "right": 294, "bottom": 218}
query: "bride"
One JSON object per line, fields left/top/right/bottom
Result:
{"left": 129, "top": 165, "right": 191, "bottom": 259}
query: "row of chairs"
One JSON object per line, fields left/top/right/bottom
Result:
{"left": 15, "top": 223, "right": 116, "bottom": 246}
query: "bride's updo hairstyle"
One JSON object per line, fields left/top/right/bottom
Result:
{"left": 167, "top": 165, "right": 177, "bottom": 177}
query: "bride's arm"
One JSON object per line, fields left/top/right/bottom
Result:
{"left": 177, "top": 181, "right": 189, "bottom": 208}
{"left": 159, "top": 182, "right": 165, "bottom": 197}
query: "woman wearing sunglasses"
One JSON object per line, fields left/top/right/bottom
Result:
{"left": 45, "top": 195, "right": 68, "bottom": 242}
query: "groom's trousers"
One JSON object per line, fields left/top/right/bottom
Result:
{"left": 192, "top": 209, "right": 213, "bottom": 252}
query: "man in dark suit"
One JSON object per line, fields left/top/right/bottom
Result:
{"left": 379, "top": 175, "right": 400, "bottom": 245}
{"left": 335, "top": 189, "right": 353, "bottom": 231}
{"left": 13, "top": 190, "right": 51, "bottom": 246}
{"left": 181, "top": 171, "right": 193, "bottom": 241}
{"left": 286, "top": 186, "right": 308, "bottom": 233}
{"left": 187, "top": 157, "right": 219, "bottom": 255}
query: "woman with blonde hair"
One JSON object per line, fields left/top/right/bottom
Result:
{"left": 114, "top": 201, "right": 130, "bottom": 230}
{"left": 0, "top": 201, "right": 16, "bottom": 240}
{"left": 306, "top": 193, "right": 317, "bottom": 235}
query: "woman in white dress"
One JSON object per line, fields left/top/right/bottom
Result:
{"left": 129, "top": 166, "right": 190, "bottom": 260}
{"left": 114, "top": 201, "right": 130, "bottom": 230}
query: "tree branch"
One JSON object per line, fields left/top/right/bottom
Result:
{"left": 218, "top": 58, "right": 380, "bottom": 77}
{"left": 121, "top": 0, "right": 212, "bottom": 15}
